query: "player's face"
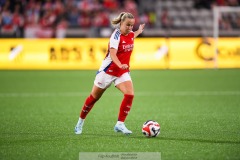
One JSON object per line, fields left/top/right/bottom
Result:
{"left": 120, "top": 18, "right": 135, "bottom": 35}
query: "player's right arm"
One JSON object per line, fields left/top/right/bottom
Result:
{"left": 110, "top": 48, "right": 128, "bottom": 70}
{"left": 109, "top": 29, "right": 128, "bottom": 70}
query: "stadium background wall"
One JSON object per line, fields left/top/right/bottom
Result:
{"left": 0, "top": 38, "right": 239, "bottom": 70}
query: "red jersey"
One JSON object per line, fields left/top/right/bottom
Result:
{"left": 98, "top": 28, "right": 134, "bottom": 77}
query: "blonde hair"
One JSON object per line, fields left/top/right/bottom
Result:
{"left": 111, "top": 12, "right": 134, "bottom": 25}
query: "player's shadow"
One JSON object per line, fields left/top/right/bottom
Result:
{"left": 83, "top": 133, "right": 240, "bottom": 144}
{"left": 130, "top": 135, "right": 240, "bottom": 145}
{"left": 78, "top": 133, "right": 240, "bottom": 145}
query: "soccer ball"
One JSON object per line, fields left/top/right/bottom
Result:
{"left": 142, "top": 120, "right": 160, "bottom": 137}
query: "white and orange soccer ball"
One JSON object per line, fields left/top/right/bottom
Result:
{"left": 142, "top": 120, "right": 160, "bottom": 137}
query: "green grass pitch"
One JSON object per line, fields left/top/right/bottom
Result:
{"left": 0, "top": 69, "right": 240, "bottom": 160}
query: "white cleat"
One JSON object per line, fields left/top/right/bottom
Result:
{"left": 75, "top": 119, "right": 84, "bottom": 135}
{"left": 114, "top": 123, "right": 132, "bottom": 135}
{"left": 75, "top": 126, "right": 83, "bottom": 134}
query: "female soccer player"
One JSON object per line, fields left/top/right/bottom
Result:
{"left": 75, "top": 12, "right": 145, "bottom": 135}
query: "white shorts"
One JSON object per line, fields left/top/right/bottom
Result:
{"left": 94, "top": 71, "right": 132, "bottom": 89}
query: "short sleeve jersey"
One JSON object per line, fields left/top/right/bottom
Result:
{"left": 98, "top": 28, "right": 134, "bottom": 77}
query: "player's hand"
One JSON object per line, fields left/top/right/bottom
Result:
{"left": 119, "top": 64, "right": 129, "bottom": 70}
{"left": 138, "top": 24, "right": 145, "bottom": 34}
{"left": 134, "top": 23, "right": 145, "bottom": 38}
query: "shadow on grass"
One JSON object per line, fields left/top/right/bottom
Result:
{"left": 82, "top": 133, "right": 240, "bottom": 145}
{"left": 2, "top": 132, "right": 240, "bottom": 146}
{"left": 132, "top": 136, "right": 240, "bottom": 145}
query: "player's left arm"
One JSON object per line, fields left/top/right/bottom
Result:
{"left": 134, "top": 24, "right": 145, "bottom": 38}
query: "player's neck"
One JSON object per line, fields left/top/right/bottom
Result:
{"left": 119, "top": 28, "right": 128, "bottom": 36}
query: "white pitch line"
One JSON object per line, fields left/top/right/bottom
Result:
{"left": 0, "top": 91, "right": 240, "bottom": 98}
{"left": 136, "top": 91, "right": 240, "bottom": 96}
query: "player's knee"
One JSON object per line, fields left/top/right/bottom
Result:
{"left": 123, "top": 90, "right": 134, "bottom": 96}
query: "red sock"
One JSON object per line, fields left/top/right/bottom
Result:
{"left": 118, "top": 94, "right": 134, "bottom": 122}
{"left": 80, "top": 94, "right": 98, "bottom": 119}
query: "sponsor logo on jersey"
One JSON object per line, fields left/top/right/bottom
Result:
{"left": 122, "top": 44, "right": 134, "bottom": 52}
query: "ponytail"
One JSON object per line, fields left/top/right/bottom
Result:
{"left": 111, "top": 12, "right": 134, "bottom": 25}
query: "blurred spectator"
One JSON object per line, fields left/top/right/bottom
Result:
{"left": 55, "top": 17, "right": 68, "bottom": 38}
{"left": 24, "top": 0, "right": 41, "bottom": 26}
{"left": 161, "top": 9, "right": 172, "bottom": 29}
{"left": 12, "top": 3, "right": 24, "bottom": 37}
{"left": 78, "top": 11, "right": 91, "bottom": 28}
{"left": 67, "top": 6, "right": 79, "bottom": 27}
{"left": 1, "top": 6, "right": 15, "bottom": 34}
{"left": 36, "top": 9, "right": 56, "bottom": 38}
{"left": 139, "top": 11, "right": 150, "bottom": 26}
{"left": 103, "top": 0, "right": 119, "bottom": 12}
{"left": 148, "top": 11, "right": 157, "bottom": 28}
{"left": 124, "top": 0, "right": 139, "bottom": 26}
